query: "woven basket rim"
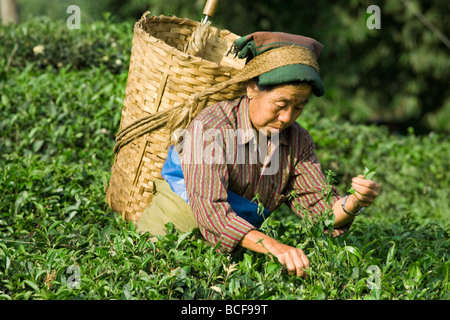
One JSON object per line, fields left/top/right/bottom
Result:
{"left": 134, "top": 13, "right": 240, "bottom": 66}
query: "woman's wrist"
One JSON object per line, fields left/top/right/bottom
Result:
{"left": 342, "top": 194, "right": 364, "bottom": 216}
{"left": 240, "top": 230, "right": 279, "bottom": 255}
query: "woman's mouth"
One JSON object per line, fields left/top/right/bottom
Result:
{"left": 268, "top": 126, "right": 282, "bottom": 131}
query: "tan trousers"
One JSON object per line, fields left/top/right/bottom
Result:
{"left": 135, "top": 179, "right": 199, "bottom": 240}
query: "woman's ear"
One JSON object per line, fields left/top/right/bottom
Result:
{"left": 246, "top": 79, "right": 258, "bottom": 99}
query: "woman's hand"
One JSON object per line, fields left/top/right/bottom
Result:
{"left": 333, "top": 174, "right": 380, "bottom": 227}
{"left": 349, "top": 174, "right": 379, "bottom": 209}
{"left": 239, "top": 230, "right": 309, "bottom": 278}
{"left": 268, "top": 242, "right": 310, "bottom": 278}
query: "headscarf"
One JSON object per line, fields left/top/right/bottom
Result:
{"left": 232, "top": 32, "right": 325, "bottom": 96}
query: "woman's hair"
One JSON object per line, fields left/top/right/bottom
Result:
{"left": 253, "top": 77, "right": 310, "bottom": 92}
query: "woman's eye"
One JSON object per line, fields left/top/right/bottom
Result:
{"left": 296, "top": 101, "right": 308, "bottom": 110}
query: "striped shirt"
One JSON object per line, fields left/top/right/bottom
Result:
{"left": 180, "top": 96, "right": 351, "bottom": 253}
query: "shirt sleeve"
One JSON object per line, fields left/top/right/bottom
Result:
{"left": 180, "top": 122, "right": 256, "bottom": 253}
{"left": 285, "top": 128, "right": 352, "bottom": 237}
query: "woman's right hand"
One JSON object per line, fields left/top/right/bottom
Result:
{"left": 268, "top": 242, "right": 310, "bottom": 278}
{"left": 240, "top": 229, "right": 310, "bottom": 278}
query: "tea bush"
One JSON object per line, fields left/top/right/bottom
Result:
{"left": 0, "top": 17, "right": 448, "bottom": 301}
{"left": 300, "top": 109, "right": 450, "bottom": 223}
{"left": 0, "top": 14, "right": 131, "bottom": 76}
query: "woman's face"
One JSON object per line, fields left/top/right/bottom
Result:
{"left": 247, "top": 81, "right": 312, "bottom": 136}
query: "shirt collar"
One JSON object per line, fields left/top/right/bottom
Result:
{"left": 237, "top": 96, "right": 290, "bottom": 146}
{"left": 236, "top": 96, "right": 256, "bottom": 145}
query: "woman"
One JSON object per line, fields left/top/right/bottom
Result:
{"left": 137, "top": 32, "right": 379, "bottom": 278}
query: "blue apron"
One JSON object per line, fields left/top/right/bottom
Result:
{"left": 161, "top": 145, "right": 271, "bottom": 228}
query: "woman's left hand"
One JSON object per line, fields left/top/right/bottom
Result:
{"left": 350, "top": 174, "right": 380, "bottom": 208}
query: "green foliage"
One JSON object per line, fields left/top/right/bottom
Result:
{"left": 298, "top": 109, "right": 450, "bottom": 224}
{"left": 0, "top": 14, "right": 131, "bottom": 75}
{"left": 0, "top": 63, "right": 126, "bottom": 164}
{"left": 0, "top": 14, "right": 449, "bottom": 301}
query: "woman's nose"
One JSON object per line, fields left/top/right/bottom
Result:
{"left": 278, "top": 108, "right": 296, "bottom": 123}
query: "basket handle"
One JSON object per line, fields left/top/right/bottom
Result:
{"left": 141, "top": 11, "right": 151, "bottom": 20}
{"left": 203, "top": 0, "right": 218, "bottom": 17}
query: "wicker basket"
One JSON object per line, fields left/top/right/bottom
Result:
{"left": 105, "top": 13, "right": 245, "bottom": 223}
